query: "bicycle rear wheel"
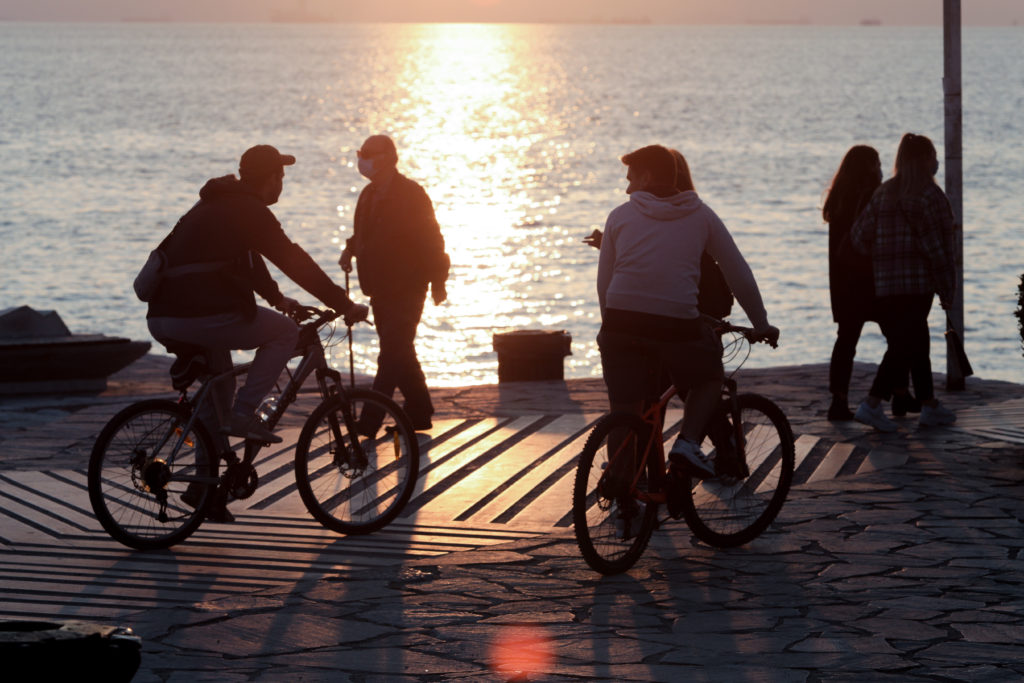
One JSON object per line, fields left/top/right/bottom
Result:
{"left": 88, "top": 400, "right": 218, "bottom": 550}
{"left": 681, "top": 393, "right": 794, "bottom": 548}
{"left": 572, "top": 412, "right": 659, "bottom": 575}
{"left": 294, "top": 389, "right": 419, "bottom": 535}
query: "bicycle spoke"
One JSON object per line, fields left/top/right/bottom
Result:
{"left": 294, "top": 390, "right": 419, "bottom": 535}
{"left": 89, "top": 401, "right": 216, "bottom": 550}
{"left": 682, "top": 395, "right": 794, "bottom": 548}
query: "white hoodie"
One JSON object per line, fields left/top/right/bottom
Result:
{"left": 597, "top": 190, "right": 768, "bottom": 329}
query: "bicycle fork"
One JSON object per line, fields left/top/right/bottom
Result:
{"left": 718, "top": 378, "right": 750, "bottom": 479}
{"left": 319, "top": 369, "right": 370, "bottom": 471}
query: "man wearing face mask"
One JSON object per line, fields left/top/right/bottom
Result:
{"left": 339, "top": 135, "right": 449, "bottom": 431}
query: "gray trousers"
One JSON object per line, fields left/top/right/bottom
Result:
{"left": 149, "top": 308, "right": 299, "bottom": 448}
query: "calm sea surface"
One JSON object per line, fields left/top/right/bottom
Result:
{"left": 2, "top": 22, "right": 1023, "bottom": 386}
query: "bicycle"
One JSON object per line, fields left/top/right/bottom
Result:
{"left": 572, "top": 319, "right": 795, "bottom": 574}
{"left": 87, "top": 306, "right": 420, "bottom": 550}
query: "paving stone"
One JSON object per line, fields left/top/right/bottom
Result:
{"left": 5, "top": 361, "right": 1024, "bottom": 680}
{"left": 161, "top": 613, "right": 392, "bottom": 656}
{"left": 855, "top": 617, "right": 949, "bottom": 641}
{"left": 915, "top": 640, "right": 1024, "bottom": 664}
{"left": 951, "top": 622, "right": 1024, "bottom": 644}
{"left": 165, "top": 671, "right": 254, "bottom": 682}
{"left": 552, "top": 635, "right": 674, "bottom": 665}
{"left": 940, "top": 609, "right": 1020, "bottom": 623}
{"left": 267, "top": 648, "right": 484, "bottom": 677}
{"left": 671, "top": 610, "right": 800, "bottom": 633}
{"left": 253, "top": 670, "right": 354, "bottom": 683}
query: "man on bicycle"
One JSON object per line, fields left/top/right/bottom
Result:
{"left": 147, "top": 145, "right": 369, "bottom": 448}
{"left": 597, "top": 144, "right": 779, "bottom": 479}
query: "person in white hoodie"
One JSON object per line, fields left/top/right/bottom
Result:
{"left": 597, "top": 144, "right": 779, "bottom": 479}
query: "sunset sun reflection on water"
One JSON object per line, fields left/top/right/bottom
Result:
{"left": 4, "top": 23, "right": 1021, "bottom": 386}
{"left": 333, "top": 24, "right": 599, "bottom": 386}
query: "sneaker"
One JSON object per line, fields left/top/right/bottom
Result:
{"left": 892, "top": 392, "right": 922, "bottom": 417}
{"left": 919, "top": 402, "right": 956, "bottom": 427}
{"left": 220, "top": 412, "right": 283, "bottom": 444}
{"left": 668, "top": 438, "right": 716, "bottom": 480}
{"left": 854, "top": 401, "right": 899, "bottom": 433}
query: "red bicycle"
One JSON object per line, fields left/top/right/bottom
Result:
{"left": 572, "top": 319, "right": 795, "bottom": 574}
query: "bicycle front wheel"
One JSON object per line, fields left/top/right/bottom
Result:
{"left": 681, "top": 393, "right": 795, "bottom": 548}
{"left": 294, "top": 389, "right": 419, "bottom": 535}
{"left": 88, "top": 400, "right": 218, "bottom": 550}
{"left": 572, "top": 412, "right": 659, "bottom": 575}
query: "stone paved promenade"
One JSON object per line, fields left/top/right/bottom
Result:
{"left": 1, "top": 357, "right": 1023, "bottom": 681}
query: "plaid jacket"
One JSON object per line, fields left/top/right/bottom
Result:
{"left": 850, "top": 181, "right": 956, "bottom": 306}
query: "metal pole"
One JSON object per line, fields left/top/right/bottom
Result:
{"left": 345, "top": 270, "right": 355, "bottom": 387}
{"left": 944, "top": 0, "right": 966, "bottom": 390}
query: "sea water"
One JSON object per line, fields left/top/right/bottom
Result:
{"left": 1, "top": 22, "right": 1022, "bottom": 386}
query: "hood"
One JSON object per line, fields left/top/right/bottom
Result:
{"left": 199, "top": 175, "right": 262, "bottom": 202}
{"left": 629, "top": 190, "right": 704, "bottom": 221}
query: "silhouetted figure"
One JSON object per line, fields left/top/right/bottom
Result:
{"left": 823, "top": 145, "right": 882, "bottom": 420}
{"left": 340, "top": 135, "right": 449, "bottom": 431}
{"left": 148, "top": 145, "right": 368, "bottom": 519}
{"left": 597, "top": 144, "right": 778, "bottom": 479}
{"left": 850, "top": 133, "right": 957, "bottom": 431}
{"left": 585, "top": 148, "right": 733, "bottom": 320}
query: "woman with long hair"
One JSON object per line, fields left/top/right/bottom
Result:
{"left": 823, "top": 145, "right": 882, "bottom": 420}
{"left": 849, "top": 133, "right": 958, "bottom": 431}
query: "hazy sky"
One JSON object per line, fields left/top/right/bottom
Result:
{"left": 1, "top": 0, "right": 1020, "bottom": 25}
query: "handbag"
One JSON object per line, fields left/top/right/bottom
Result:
{"left": 945, "top": 313, "right": 974, "bottom": 377}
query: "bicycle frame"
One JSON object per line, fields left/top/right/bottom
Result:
{"left": 609, "top": 375, "right": 747, "bottom": 508}
{"left": 159, "top": 310, "right": 362, "bottom": 483}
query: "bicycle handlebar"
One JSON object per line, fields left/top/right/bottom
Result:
{"left": 706, "top": 317, "right": 779, "bottom": 349}
{"left": 289, "top": 305, "right": 373, "bottom": 330}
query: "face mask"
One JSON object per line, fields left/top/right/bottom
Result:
{"left": 357, "top": 158, "right": 375, "bottom": 179}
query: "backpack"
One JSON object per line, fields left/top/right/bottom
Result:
{"left": 697, "top": 252, "right": 734, "bottom": 319}
{"left": 132, "top": 225, "right": 229, "bottom": 302}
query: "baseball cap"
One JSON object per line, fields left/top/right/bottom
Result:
{"left": 239, "top": 145, "right": 296, "bottom": 181}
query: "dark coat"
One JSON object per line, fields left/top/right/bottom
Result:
{"left": 828, "top": 202, "right": 876, "bottom": 324}
{"left": 148, "top": 175, "right": 352, "bottom": 319}
{"left": 348, "top": 173, "right": 449, "bottom": 299}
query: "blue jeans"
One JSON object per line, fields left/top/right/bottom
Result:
{"left": 149, "top": 307, "right": 299, "bottom": 445}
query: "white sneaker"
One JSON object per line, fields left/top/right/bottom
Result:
{"left": 854, "top": 401, "right": 899, "bottom": 433}
{"left": 919, "top": 402, "right": 956, "bottom": 427}
{"left": 669, "top": 438, "right": 716, "bottom": 479}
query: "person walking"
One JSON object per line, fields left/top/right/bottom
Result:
{"left": 823, "top": 145, "right": 882, "bottom": 421}
{"left": 340, "top": 135, "right": 449, "bottom": 431}
{"left": 850, "top": 133, "right": 958, "bottom": 432}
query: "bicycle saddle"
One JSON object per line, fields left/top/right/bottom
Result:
{"left": 166, "top": 342, "right": 210, "bottom": 392}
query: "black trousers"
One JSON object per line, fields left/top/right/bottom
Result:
{"left": 829, "top": 315, "right": 867, "bottom": 398}
{"left": 870, "top": 294, "right": 935, "bottom": 403}
{"left": 369, "top": 287, "right": 433, "bottom": 424}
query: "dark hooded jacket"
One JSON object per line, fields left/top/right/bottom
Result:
{"left": 147, "top": 175, "right": 352, "bottom": 319}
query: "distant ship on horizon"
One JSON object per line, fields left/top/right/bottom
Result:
{"left": 860, "top": 18, "right": 883, "bottom": 26}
